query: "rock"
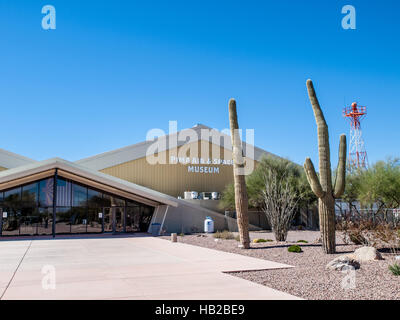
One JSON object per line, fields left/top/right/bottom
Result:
{"left": 326, "top": 255, "right": 360, "bottom": 271}
{"left": 353, "top": 246, "right": 383, "bottom": 262}
{"left": 395, "top": 256, "right": 400, "bottom": 261}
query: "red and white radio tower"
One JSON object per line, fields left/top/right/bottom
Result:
{"left": 343, "top": 102, "right": 368, "bottom": 170}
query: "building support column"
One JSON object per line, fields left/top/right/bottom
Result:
{"left": 52, "top": 170, "right": 58, "bottom": 238}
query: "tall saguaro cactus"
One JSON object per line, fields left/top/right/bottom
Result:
{"left": 304, "top": 80, "right": 347, "bottom": 254}
{"left": 228, "top": 98, "right": 250, "bottom": 249}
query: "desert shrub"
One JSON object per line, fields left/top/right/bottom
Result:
{"left": 288, "top": 245, "right": 302, "bottom": 253}
{"left": 339, "top": 216, "right": 400, "bottom": 256}
{"left": 340, "top": 219, "right": 379, "bottom": 246}
{"left": 389, "top": 263, "right": 400, "bottom": 276}
{"left": 235, "top": 235, "right": 241, "bottom": 241}
{"left": 297, "top": 240, "right": 308, "bottom": 243}
{"left": 213, "top": 230, "right": 235, "bottom": 240}
{"left": 179, "top": 233, "right": 185, "bottom": 237}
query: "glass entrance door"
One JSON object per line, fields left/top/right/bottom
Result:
{"left": 103, "top": 207, "right": 124, "bottom": 233}
{"left": 115, "top": 207, "right": 124, "bottom": 232}
{"left": 104, "top": 208, "right": 113, "bottom": 232}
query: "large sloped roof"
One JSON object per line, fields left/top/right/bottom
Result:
{"left": 0, "top": 158, "right": 178, "bottom": 207}
{"left": 75, "top": 124, "right": 282, "bottom": 171}
{"left": 0, "top": 148, "right": 36, "bottom": 169}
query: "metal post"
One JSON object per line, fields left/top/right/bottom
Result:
{"left": 52, "top": 169, "right": 58, "bottom": 238}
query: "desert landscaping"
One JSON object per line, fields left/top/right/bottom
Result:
{"left": 162, "top": 230, "right": 400, "bottom": 300}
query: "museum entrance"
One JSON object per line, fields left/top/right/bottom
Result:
{"left": 0, "top": 175, "right": 155, "bottom": 237}
{"left": 103, "top": 207, "right": 124, "bottom": 233}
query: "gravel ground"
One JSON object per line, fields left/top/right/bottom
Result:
{"left": 160, "top": 231, "right": 400, "bottom": 300}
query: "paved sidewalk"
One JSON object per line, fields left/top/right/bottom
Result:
{"left": 0, "top": 235, "right": 299, "bottom": 300}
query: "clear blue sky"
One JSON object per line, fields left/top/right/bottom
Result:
{"left": 0, "top": 0, "right": 399, "bottom": 166}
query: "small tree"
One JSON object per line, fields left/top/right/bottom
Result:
{"left": 262, "top": 167, "right": 299, "bottom": 241}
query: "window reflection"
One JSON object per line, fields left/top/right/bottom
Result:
{"left": 22, "top": 183, "right": 38, "bottom": 207}
{"left": 88, "top": 189, "right": 103, "bottom": 207}
{"left": 39, "top": 178, "right": 54, "bottom": 207}
{"left": 37, "top": 208, "right": 52, "bottom": 235}
{"left": 4, "top": 187, "right": 21, "bottom": 209}
{"left": 1, "top": 208, "right": 20, "bottom": 235}
{"left": 103, "top": 194, "right": 125, "bottom": 207}
{"left": 70, "top": 207, "right": 87, "bottom": 233}
{"left": 87, "top": 208, "right": 102, "bottom": 233}
{"left": 55, "top": 207, "right": 71, "bottom": 234}
{"left": 72, "top": 183, "right": 87, "bottom": 207}
{"left": 1, "top": 176, "right": 155, "bottom": 236}
{"left": 57, "top": 178, "right": 72, "bottom": 206}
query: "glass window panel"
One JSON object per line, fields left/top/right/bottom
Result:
{"left": 70, "top": 207, "right": 87, "bottom": 233}
{"left": 139, "top": 206, "right": 154, "bottom": 232}
{"left": 103, "top": 194, "right": 125, "bottom": 207}
{"left": 127, "top": 200, "right": 140, "bottom": 207}
{"left": 125, "top": 206, "right": 141, "bottom": 232}
{"left": 37, "top": 208, "right": 53, "bottom": 235}
{"left": 39, "top": 178, "right": 54, "bottom": 207}
{"left": 19, "top": 207, "right": 37, "bottom": 236}
{"left": 57, "top": 178, "right": 72, "bottom": 206}
{"left": 55, "top": 207, "right": 71, "bottom": 234}
{"left": 21, "top": 183, "right": 38, "bottom": 207}
{"left": 1, "top": 208, "right": 20, "bottom": 235}
{"left": 4, "top": 187, "right": 21, "bottom": 209}
{"left": 88, "top": 188, "right": 103, "bottom": 208}
{"left": 115, "top": 207, "right": 124, "bottom": 232}
{"left": 72, "top": 183, "right": 87, "bottom": 207}
{"left": 103, "top": 207, "right": 113, "bottom": 232}
{"left": 87, "top": 208, "right": 102, "bottom": 233}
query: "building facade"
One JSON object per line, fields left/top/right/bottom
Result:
{"left": 0, "top": 124, "right": 282, "bottom": 237}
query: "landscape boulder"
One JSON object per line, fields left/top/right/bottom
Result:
{"left": 353, "top": 246, "right": 383, "bottom": 262}
{"left": 326, "top": 255, "right": 360, "bottom": 271}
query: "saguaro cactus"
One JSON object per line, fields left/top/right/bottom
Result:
{"left": 228, "top": 98, "right": 250, "bottom": 249}
{"left": 304, "top": 80, "right": 347, "bottom": 254}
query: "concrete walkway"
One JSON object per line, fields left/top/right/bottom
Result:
{"left": 0, "top": 235, "right": 299, "bottom": 300}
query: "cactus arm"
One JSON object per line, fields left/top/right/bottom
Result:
{"left": 306, "top": 79, "right": 332, "bottom": 192}
{"left": 333, "top": 134, "right": 347, "bottom": 198}
{"left": 304, "top": 157, "right": 325, "bottom": 198}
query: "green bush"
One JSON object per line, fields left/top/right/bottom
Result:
{"left": 179, "top": 233, "right": 185, "bottom": 237}
{"left": 389, "top": 263, "right": 400, "bottom": 276}
{"left": 288, "top": 245, "right": 303, "bottom": 253}
{"left": 213, "top": 230, "right": 235, "bottom": 240}
{"left": 253, "top": 238, "right": 273, "bottom": 243}
{"left": 297, "top": 240, "right": 308, "bottom": 243}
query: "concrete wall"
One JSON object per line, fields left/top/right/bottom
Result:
{"left": 149, "top": 201, "right": 262, "bottom": 235}
{"left": 180, "top": 199, "right": 222, "bottom": 213}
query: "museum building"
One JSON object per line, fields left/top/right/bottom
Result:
{"left": 0, "top": 124, "right": 281, "bottom": 237}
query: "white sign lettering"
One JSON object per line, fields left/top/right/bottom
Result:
{"left": 170, "top": 156, "right": 233, "bottom": 166}
{"left": 187, "top": 166, "right": 220, "bottom": 174}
